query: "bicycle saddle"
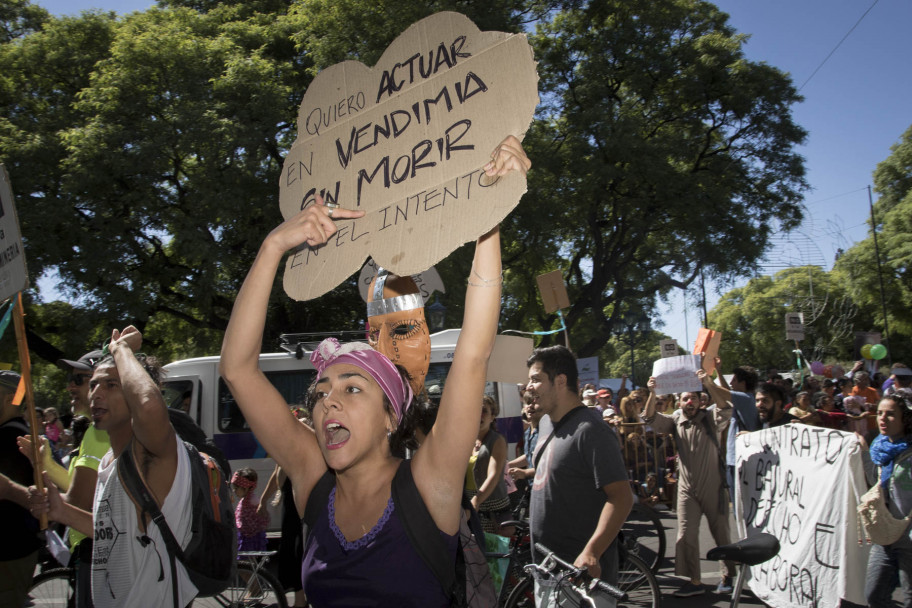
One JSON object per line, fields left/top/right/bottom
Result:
{"left": 706, "top": 533, "right": 780, "bottom": 566}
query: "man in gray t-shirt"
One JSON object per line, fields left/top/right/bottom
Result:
{"left": 526, "top": 346, "right": 632, "bottom": 606}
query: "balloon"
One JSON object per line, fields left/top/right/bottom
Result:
{"left": 810, "top": 361, "right": 825, "bottom": 375}
{"left": 871, "top": 344, "right": 887, "bottom": 360}
{"left": 823, "top": 364, "right": 833, "bottom": 378}
{"left": 861, "top": 344, "right": 873, "bottom": 359}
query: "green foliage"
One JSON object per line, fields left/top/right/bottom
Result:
{"left": 708, "top": 265, "right": 894, "bottom": 372}
{"left": 0, "top": 0, "right": 810, "bottom": 406}
{"left": 501, "top": 0, "right": 807, "bottom": 357}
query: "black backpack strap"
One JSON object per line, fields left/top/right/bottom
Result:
{"left": 302, "top": 470, "right": 335, "bottom": 541}
{"left": 117, "top": 440, "right": 183, "bottom": 608}
{"left": 391, "top": 459, "right": 460, "bottom": 605}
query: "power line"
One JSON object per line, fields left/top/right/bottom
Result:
{"left": 798, "top": 0, "right": 880, "bottom": 92}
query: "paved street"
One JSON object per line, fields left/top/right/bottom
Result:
{"left": 648, "top": 506, "right": 765, "bottom": 608}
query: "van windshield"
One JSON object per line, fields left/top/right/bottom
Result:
{"left": 217, "top": 370, "right": 317, "bottom": 433}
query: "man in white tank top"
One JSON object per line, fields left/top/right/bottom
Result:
{"left": 28, "top": 326, "right": 197, "bottom": 607}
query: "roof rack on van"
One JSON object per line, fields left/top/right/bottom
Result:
{"left": 279, "top": 331, "right": 369, "bottom": 358}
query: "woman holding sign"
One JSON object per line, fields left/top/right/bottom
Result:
{"left": 219, "top": 136, "right": 529, "bottom": 606}
{"left": 864, "top": 390, "right": 912, "bottom": 607}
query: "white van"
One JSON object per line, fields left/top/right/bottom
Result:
{"left": 160, "top": 330, "right": 533, "bottom": 529}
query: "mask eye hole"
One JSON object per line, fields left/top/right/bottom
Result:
{"left": 368, "top": 328, "right": 380, "bottom": 343}
{"left": 390, "top": 321, "right": 420, "bottom": 339}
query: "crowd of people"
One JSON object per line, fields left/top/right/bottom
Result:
{"left": 0, "top": 133, "right": 909, "bottom": 608}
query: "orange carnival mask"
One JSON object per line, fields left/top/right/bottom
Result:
{"left": 366, "top": 268, "right": 430, "bottom": 396}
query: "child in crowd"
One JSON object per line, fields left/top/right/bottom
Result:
{"left": 231, "top": 468, "right": 270, "bottom": 551}
{"left": 843, "top": 395, "right": 870, "bottom": 436}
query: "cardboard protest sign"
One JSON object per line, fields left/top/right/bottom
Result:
{"left": 357, "top": 259, "right": 444, "bottom": 304}
{"left": 785, "top": 312, "right": 805, "bottom": 341}
{"left": 651, "top": 355, "right": 701, "bottom": 395}
{"left": 659, "top": 339, "right": 678, "bottom": 358}
{"left": 488, "top": 334, "right": 534, "bottom": 384}
{"left": 576, "top": 356, "right": 599, "bottom": 388}
{"left": 280, "top": 12, "right": 539, "bottom": 300}
{"left": 0, "top": 166, "right": 29, "bottom": 301}
{"left": 692, "top": 328, "right": 721, "bottom": 373}
{"left": 536, "top": 270, "right": 570, "bottom": 314}
{"left": 736, "top": 427, "right": 869, "bottom": 607}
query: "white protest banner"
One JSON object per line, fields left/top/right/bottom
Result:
{"left": 736, "top": 426, "right": 869, "bottom": 608}
{"left": 280, "top": 12, "right": 539, "bottom": 300}
{"left": 651, "top": 355, "right": 701, "bottom": 396}
{"left": 0, "top": 166, "right": 29, "bottom": 301}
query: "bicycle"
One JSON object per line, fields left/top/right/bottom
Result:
{"left": 503, "top": 542, "right": 627, "bottom": 608}
{"left": 620, "top": 503, "right": 666, "bottom": 574}
{"left": 706, "top": 533, "right": 780, "bottom": 608}
{"left": 27, "top": 566, "right": 76, "bottom": 607}
{"left": 484, "top": 519, "right": 533, "bottom": 606}
{"left": 193, "top": 550, "right": 288, "bottom": 608}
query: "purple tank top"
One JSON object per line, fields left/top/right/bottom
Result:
{"left": 301, "top": 486, "right": 458, "bottom": 606}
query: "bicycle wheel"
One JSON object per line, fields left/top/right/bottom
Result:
{"left": 621, "top": 503, "right": 666, "bottom": 573}
{"left": 617, "top": 553, "right": 660, "bottom": 608}
{"left": 27, "top": 567, "right": 76, "bottom": 608}
{"left": 192, "top": 561, "right": 289, "bottom": 608}
{"left": 503, "top": 575, "right": 535, "bottom": 608}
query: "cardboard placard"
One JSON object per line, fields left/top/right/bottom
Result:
{"left": 535, "top": 270, "right": 570, "bottom": 314}
{"left": 576, "top": 356, "right": 599, "bottom": 388}
{"left": 659, "top": 339, "right": 678, "bottom": 358}
{"left": 0, "top": 166, "right": 29, "bottom": 301}
{"left": 487, "top": 334, "right": 534, "bottom": 384}
{"left": 280, "top": 12, "right": 539, "bottom": 300}
{"left": 785, "top": 312, "right": 805, "bottom": 341}
{"left": 652, "top": 355, "right": 702, "bottom": 396}
{"left": 693, "top": 328, "right": 721, "bottom": 373}
{"left": 357, "top": 259, "right": 444, "bottom": 304}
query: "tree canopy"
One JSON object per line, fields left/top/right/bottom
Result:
{"left": 0, "top": 0, "right": 812, "bottom": 400}
{"left": 500, "top": 0, "right": 807, "bottom": 357}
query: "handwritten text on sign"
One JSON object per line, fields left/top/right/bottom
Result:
{"left": 736, "top": 426, "right": 869, "bottom": 608}
{"left": 651, "top": 355, "right": 702, "bottom": 396}
{"left": 279, "top": 12, "right": 539, "bottom": 301}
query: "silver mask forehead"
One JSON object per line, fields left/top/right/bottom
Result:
{"left": 367, "top": 267, "right": 424, "bottom": 316}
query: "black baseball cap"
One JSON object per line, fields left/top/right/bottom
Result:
{"left": 57, "top": 350, "right": 105, "bottom": 372}
{"left": 0, "top": 370, "right": 21, "bottom": 392}
{"left": 892, "top": 366, "right": 912, "bottom": 377}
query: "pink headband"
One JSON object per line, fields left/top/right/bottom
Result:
{"left": 310, "top": 338, "right": 413, "bottom": 423}
{"left": 231, "top": 473, "right": 256, "bottom": 489}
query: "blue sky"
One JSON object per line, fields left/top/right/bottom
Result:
{"left": 36, "top": 0, "right": 912, "bottom": 361}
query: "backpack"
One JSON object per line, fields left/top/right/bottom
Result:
{"left": 118, "top": 412, "right": 237, "bottom": 607}
{"left": 303, "top": 459, "right": 496, "bottom": 607}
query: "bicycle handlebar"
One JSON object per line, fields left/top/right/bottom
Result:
{"left": 532, "top": 542, "right": 628, "bottom": 601}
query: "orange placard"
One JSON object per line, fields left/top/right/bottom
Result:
{"left": 693, "top": 328, "right": 722, "bottom": 374}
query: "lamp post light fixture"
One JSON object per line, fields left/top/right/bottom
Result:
{"left": 619, "top": 311, "right": 650, "bottom": 387}
{"left": 427, "top": 294, "right": 447, "bottom": 333}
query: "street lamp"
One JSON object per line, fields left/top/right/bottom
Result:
{"left": 619, "top": 311, "right": 650, "bottom": 387}
{"left": 426, "top": 294, "right": 447, "bottom": 333}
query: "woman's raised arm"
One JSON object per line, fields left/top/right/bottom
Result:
{"left": 413, "top": 136, "right": 530, "bottom": 529}
{"left": 220, "top": 202, "right": 364, "bottom": 500}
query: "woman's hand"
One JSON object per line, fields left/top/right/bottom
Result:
{"left": 483, "top": 135, "right": 531, "bottom": 178}
{"left": 266, "top": 195, "right": 365, "bottom": 253}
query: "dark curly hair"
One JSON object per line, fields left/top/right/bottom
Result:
{"left": 304, "top": 363, "right": 421, "bottom": 459}
{"left": 880, "top": 390, "right": 912, "bottom": 436}
{"left": 96, "top": 353, "right": 165, "bottom": 388}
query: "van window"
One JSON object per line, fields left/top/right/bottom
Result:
{"left": 217, "top": 370, "right": 317, "bottom": 433}
{"left": 163, "top": 380, "right": 196, "bottom": 414}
